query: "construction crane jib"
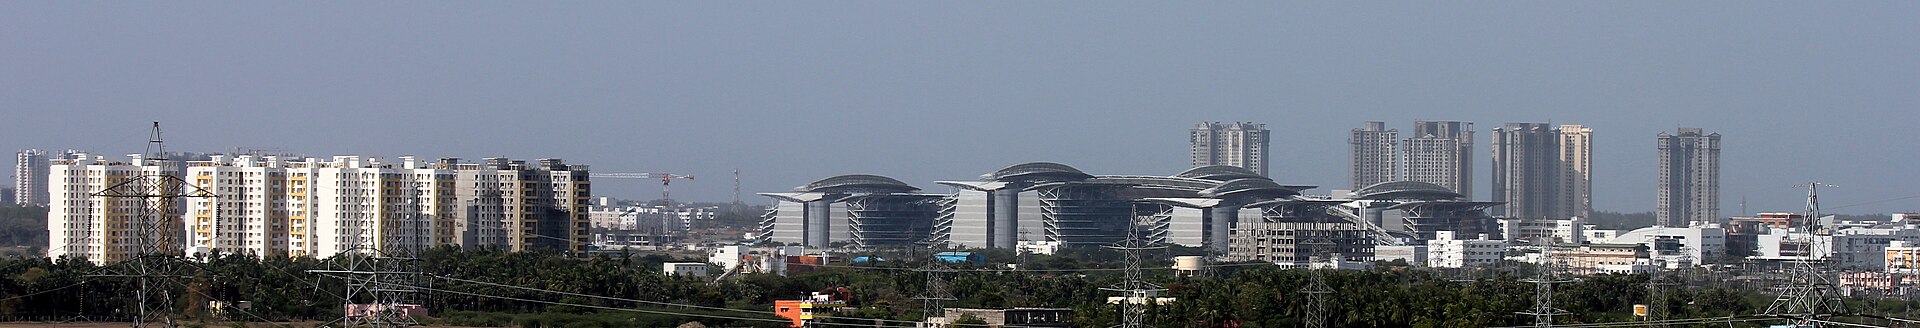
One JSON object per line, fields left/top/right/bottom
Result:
{"left": 592, "top": 172, "right": 696, "bottom": 207}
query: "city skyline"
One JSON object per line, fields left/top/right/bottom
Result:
{"left": 2, "top": 3, "right": 1916, "bottom": 215}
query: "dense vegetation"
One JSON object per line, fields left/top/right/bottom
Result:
{"left": 4, "top": 246, "right": 1917, "bottom": 327}
{"left": 3, "top": 202, "right": 1917, "bottom": 327}
{"left": 0, "top": 205, "right": 48, "bottom": 249}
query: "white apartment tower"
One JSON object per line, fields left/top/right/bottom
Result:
{"left": 1349, "top": 121, "right": 1397, "bottom": 190}
{"left": 1657, "top": 128, "right": 1721, "bottom": 227}
{"left": 185, "top": 155, "right": 457, "bottom": 258}
{"left": 1403, "top": 121, "right": 1474, "bottom": 197}
{"left": 305, "top": 156, "right": 456, "bottom": 257}
{"left": 1190, "top": 122, "right": 1271, "bottom": 177}
{"left": 186, "top": 155, "right": 290, "bottom": 257}
{"left": 47, "top": 154, "right": 186, "bottom": 264}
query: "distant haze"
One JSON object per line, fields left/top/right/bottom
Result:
{"left": 3, "top": 2, "right": 1916, "bottom": 215}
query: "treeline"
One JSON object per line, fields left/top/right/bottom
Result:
{"left": 0, "top": 205, "right": 47, "bottom": 248}
{"left": 1, "top": 248, "right": 1914, "bottom": 327}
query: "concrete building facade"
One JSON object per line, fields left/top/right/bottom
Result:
{"left": 1427, "top": 231, "right": 1506, "bottom": 268}
{"left": 1350, "top": 121, "right": 1397, "bottom": 190}
{"left": 47, "top": 154, "right": 185, "bottom": 264}
{"left": 1190, "top": 122, "right": 1271, "bottom": 177}
{"left": 1403, "top": 121, "right": 1474, "bottom": 197}
{"left": 445, "top": 158, "right": 591, "bottom": 254}
{"left": 1490, "top": 123, "right": 1558, "bottom": 218}
{"left": 1657, "top": 128, "right": 1721, "bottom": 227}
{"left": 1556, "top": 124, "right": 1593, "bottom": 219}
{"left": 15, "top": 149, "right": 48, "bottom": 206}
{"left": 50, "top": 154, "right": 587, "bottom": 263}
{"left": 1490, "top": 123, "right": 1592, "bottom": 220}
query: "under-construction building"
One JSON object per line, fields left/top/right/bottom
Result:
{"left": 1224, "top": 199, "right": 1377, "bottom": 265}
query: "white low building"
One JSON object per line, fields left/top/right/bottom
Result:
{"left": 663, "top": 262, "right": 710, "bottom": 277}
{"left": 1427, "top": 231, "right": 1507, "bottom": 268}
{"left": 709, "top": 245, "right": 805, "bottom": 275}
{"left": 1601, "top": 224, "right": 1726, "bottom": 266}
{"left": 1375, "top": 245, "right": 1428, "bottom": 266}
{"left": 1828, "top": 227, "right": 1920, "bottom": 271}
{"left": 1755, "top": 225, "right": 1920, "bottom": 271}
{"left": 1499, "top": 217, "right": 1586, "bottom": 244}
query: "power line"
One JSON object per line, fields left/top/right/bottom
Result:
{"left": 427, "top": 274, "right": 764, "bottom": 315}
{"left": 361, "top": 279, "right": 803, "bottom": 326}
{"left": 426, "top": 273, "right": 1051, "bottom": 328}
{"left": 1826, "top": 194, "right": 1920, "bottom": 211}
{"left": 0, "top": 281, "right": 89, "bottom": 302}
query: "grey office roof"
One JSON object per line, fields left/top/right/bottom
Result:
{"left": 1199, "top": 178, "right": 1304, "bottom": 199}
{"left": 1175, "top": 165, "right": 1266, "bottom": 181}
{"left": 798, "top": 174, "right": 920, "bottom": 193}
{"left": 1353, "top": 181, "right": 1465, "bottom": 200}
{"left": 981, "top": 162, "right": 1094, "bottom": 182}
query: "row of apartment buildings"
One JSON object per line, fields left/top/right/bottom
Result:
{"left": 45, "top": 153, "right": 590, "bottom": 264}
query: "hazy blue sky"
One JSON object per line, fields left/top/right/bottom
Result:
{"left": 3, "top": 2, "right": 1916, "bottom": 215}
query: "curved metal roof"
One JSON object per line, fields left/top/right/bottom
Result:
{"left": 1090, "top": 175, "right": 1219, "bottom": 192}
{"left": 1353, "top": 181, "right": 1465, "bottom": 200}
{"left": 1199, "top": 178, "right": 1302, "bottom": 199}
{"left": 981, "top": 162, "right": 1093, "bottom": 182}
{"left": 1175, "top": 165, "right": 1268, "bottom": 181}
{"left": 799, "top": 174, "right": 920, "bottom": 193}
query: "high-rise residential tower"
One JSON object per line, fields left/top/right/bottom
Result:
{"left": 14, "top": 149, "right": 47, "bottom": 206}
{"left": 447, "top": 158, "right": 591, "bottom": 254}
{"left": 47, "top": 154, "right": 185, "bottom": 264}
{"left": 1349, "top": 121, "right": 1397, "bottom": 190}
{"left": 1657, "top": 128, "right": 1721, "bottom": 227}
{"left": 1490, "top": 123, "right": 1596, "bottom": 220}
{"left": 1190, "top": 122, "right": 1271, "bottom": 177}
{"left": 1490, "top": 123, "right": 1559, "bottom": 218}
{"left": 1403, "top": 121, "right": 1474, "bottom": 197}
{"left": 1556, "top": 125, "right": 1593, "bottom": 219}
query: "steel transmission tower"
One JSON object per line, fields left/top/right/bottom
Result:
{"left": 1643, "top": 246, "right": 1697, "bottom": 327}
{"left": 1519, "top": 237, "right": 1572, "bottom": 328}
{"left": 311, "top": 187, "right": 429, "bottom": 327}
{"left": 1763, "top": 182, "right": 1844, "bottom": 325}
{"left": 88, "top": 122, "right": 216, "bottom": 327}
{"left": 1104, "top": 215, "right": 1166, "bottom": 328}
{"left": 1300, "top": 218, "right": 1336, "bottom": 328}
{"left": 915, "top": 240, "right": 956, "bottom": 320}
